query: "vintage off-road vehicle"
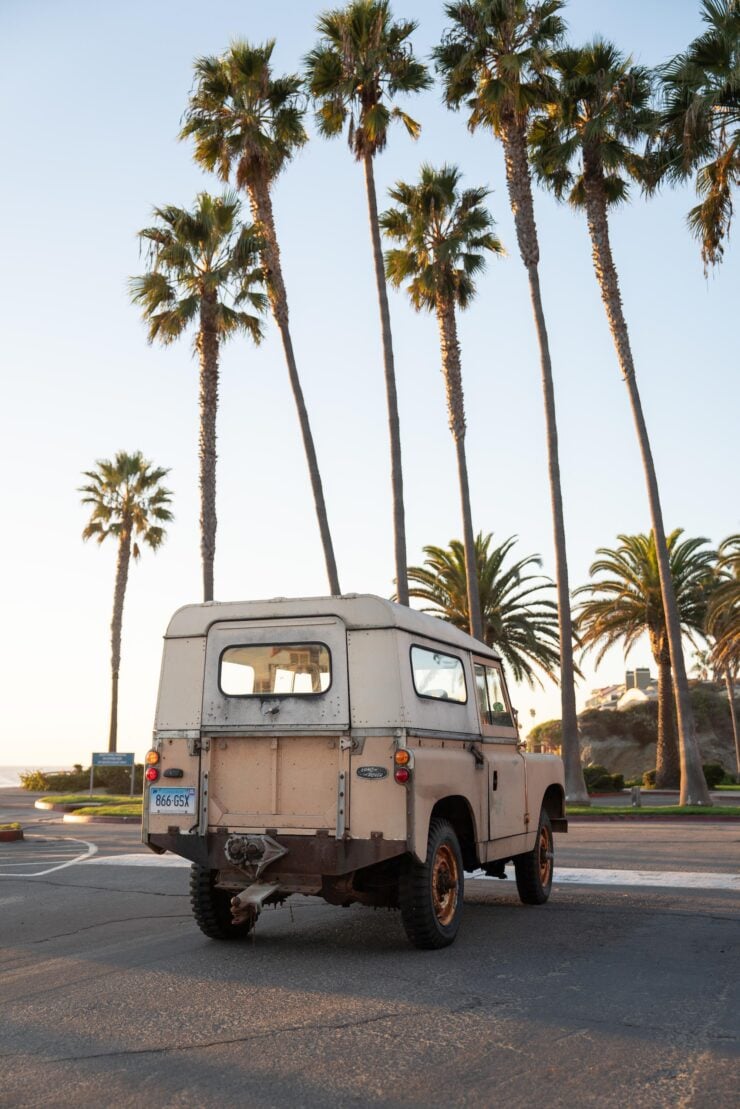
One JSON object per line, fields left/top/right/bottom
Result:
{"left": 143, "top": 594, "right": 567, "bottom": 949}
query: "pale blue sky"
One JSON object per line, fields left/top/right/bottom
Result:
{"left": 1, "top": 1, "right": 736, "bottom": 766}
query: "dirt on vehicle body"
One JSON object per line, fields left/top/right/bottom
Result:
{"left": 144, "top": 594, "right": 567, "bottom": 948}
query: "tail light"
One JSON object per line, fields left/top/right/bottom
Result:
{"left": 394, "top": 747, "right": 413, "bottom": 784}
{"left": 145, "top": 766, "right": 159, "bottom": 782}
{"left": 146, "top": 749, "right": 160, "bottom": 765}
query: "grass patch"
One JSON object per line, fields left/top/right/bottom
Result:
{"left": 714, "top": 783, "right": 740, "bottom": 791}
{"left": 70, "top": 802, "right": 142, "bottom": 817}
{"left": 567, "top": 804, "right": 740, "bottom": 816}
{"left": 43, "top": 793, "right": 138, "bottom": 806}
{"left": 0, "top": 822, "right": 21, "bottom": 831}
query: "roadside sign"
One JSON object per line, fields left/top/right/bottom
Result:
{"left": 90, "top": 752, "right": 137, "bottom": 796}
{"left": 92, "top": 753, "right": 135, "bottom": 767}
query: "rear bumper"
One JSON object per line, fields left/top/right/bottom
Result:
{"left": 147, "top": 831, "right": 407, "bottom": 876}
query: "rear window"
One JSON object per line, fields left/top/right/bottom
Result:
{"left": 410, "top": 645, "right": 467, "bottom": 703}
{"left": 220, "top": 643, "right": 331, "bottom": 697}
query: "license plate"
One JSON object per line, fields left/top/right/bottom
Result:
{"left": 149, "top": 786, "right": 196, "bottom": 815}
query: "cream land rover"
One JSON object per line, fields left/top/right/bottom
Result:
{"left": 143, "top": 594, "right": 567, "bottom": 949}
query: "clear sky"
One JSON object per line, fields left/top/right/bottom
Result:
{"left": 1, "top": 0, "right": 737, "bottom": 767}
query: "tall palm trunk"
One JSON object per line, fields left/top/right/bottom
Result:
{"left": 197, "top": 294, "right": 219, "bottom": 602}
{"left": 109, "top": 526, "right": 131, "bottom": 753}
{"left": 364, "top": 152, "right": 409, "bottom": 605}
{"left": 501, "top": 117, "right": 587, "bottom": 803}
{"left": 725, "top": 667, "right": 740, "bottom": 775}
{"left": 248, "top": 176, "right": 341, "bottom": 596}
{"left": 653, "top": 642, "right": 680, "bottom": 787}
{"left": 583, "top": 168, "right": 710, "bottom": 805}
{"left": 436, "top": 299, "right": 483, "bottom": 641}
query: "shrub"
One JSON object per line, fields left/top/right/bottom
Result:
{"left": 702, "top": 763, "right": 726, "bottom": 790}
{"left": 20, "top": 764, "right": 143, "bottom": 793}
{"left": 19, "top": 770, "right": 51, "bottom": 791}
{"left": 643, "top": 769, "right": 656, "bottom": 789}
{"left": 583, "top": 764, "right": 624, "bottom": 793}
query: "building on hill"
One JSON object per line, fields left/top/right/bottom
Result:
{"left": 585, "top": 670, "right": 657, "bottom": 712}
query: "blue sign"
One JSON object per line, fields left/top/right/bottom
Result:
{"left": 92, "top": 752, "right": 135, "bottom": 767}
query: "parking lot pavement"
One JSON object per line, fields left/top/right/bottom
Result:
{"left": 0, "top": 840, "right": 738, "bottom": 1109}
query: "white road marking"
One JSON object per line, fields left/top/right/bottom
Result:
{"left": 86, "top": 853, "right": 190, "bottom": 868}
{"left": 0, "top": 837, "right": 98, "bottom": 877}
{"left": 473, "top": 867, "right": 740, "bottom": 892}
{"left": 82, "top": 854, "right": 740, "bottom": 892}
{"left": 0, "top": 895, "right": 24, "bottom": 905}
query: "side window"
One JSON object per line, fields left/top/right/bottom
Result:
{"left": 474, "top": 662, "right": 515, "bottom": 730}
{"left": 485, "top": 667, "right": 513, "bottom": 727}
{"left": 411, "top": 646, "right": 467, "bottom": 703}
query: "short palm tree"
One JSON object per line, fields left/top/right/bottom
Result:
{"left": 406, "top": 533, "right": 561, "bottom": 687}
{"left": 380, "top": 164, "right": 504, "bottom": 641}
{"left": 530, "top": 41, "right": 712, "bottom": 806}
{"left": 655, "top": 0, "right": 740, "bottom": 270}
{"left": 707, "top": 534, "right": 740, "bottom": 772}
{"left": 574, "top": 531, "right": 715, "bottom": 789}
{"left": 130, "top": 191, "right": 265, "bottom": 602}
{"left": 80, "top": 452, "right": 173, "bottom": 753}
{"left": 305, "top": 1, "right": 431, "bottom": 605}
{"left": 435, "top": 0, "right": 587, "bottom": 803}
{"left": 181, "top": 41, "right": 341, "bottom": 595}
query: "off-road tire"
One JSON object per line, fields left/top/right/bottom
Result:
{"left": 514, "top": 810, "right": 554, "bottom": 905}
{"left": 189, "top": 865, "right": 254, "bottom": 941}
{"left": 399, "top": 818, "right": 464, "bottom": 949}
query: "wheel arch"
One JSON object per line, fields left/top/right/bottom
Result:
{"left": 429, "top": 795, "right": 479, "bottom": 871}
{"left": 540, "top": 783, "right": 567, "bottom": 831}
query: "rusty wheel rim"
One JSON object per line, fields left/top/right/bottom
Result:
{"left": 538, "top": 824, "right": 553, "bottom": 886}
{"left": 432, "top": 843, "right": 459, "bottom": 926}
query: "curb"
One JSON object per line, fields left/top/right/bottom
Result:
{"left": 0, "top": 829, "right": 24, "bottom": 842}
{"left": 62, "top": 813, "right": 141, "bottom": 825}
{"left": 35, "top": 800, "right": 106, "bottom": 813}
{"left": 567, "top": 814, "right": 740, "bottom": 823}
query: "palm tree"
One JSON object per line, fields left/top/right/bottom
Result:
{"left": 80, "top": 452, "right": 173, "bottom": 753}
{"left": 529, "top": 41, "right": 712, "bottom": 806}
{"left": 435, "top": 0, "right": 588, "bottom": 803}
{"left": 655, "top": 0, "right": 740, "bottom": 271}
{"left": 130, "top": 192, "right": 265, "bottom": 603}
{"left": 380, "top": 164, "right": 503, "bottom": 641}
{"left": 708, "top": 534, "right": 740, "bottom": 773}
{"left": 305, "top": 1, "right": 431, "bottom": 605}
{"left": 574, "top": 531, "right": 715, "bottom": 789}
{"left": 181, "top": 41, "right": 341, "bottom": 595}
{"left": 406, "top": 533, "right": 561, "bottom": 687}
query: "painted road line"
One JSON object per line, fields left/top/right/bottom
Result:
{"left": 82, "top": 854, "right": 740, "bottom": 892}
{"left": 86, "top": 853, "right": 190, "bottom": 868}
{"left": 0, "top": 836, "right": 98, "bottom": 877}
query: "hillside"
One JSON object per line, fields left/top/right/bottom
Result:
{"left": 529, "top": 686, "right": 738, "bottom": 780}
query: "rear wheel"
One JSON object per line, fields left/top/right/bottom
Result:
{"left": 399, "top": 818, "right": 464, "bottom": 949}
{"left": 189, "top": 865, "right": 254, "bottom": 941}
{"left": 514, "top": 810, "right": 554, "bottom": 905}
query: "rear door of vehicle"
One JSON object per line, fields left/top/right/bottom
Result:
{"left": 201, "top": 617, "right": 350, "bottom": 833}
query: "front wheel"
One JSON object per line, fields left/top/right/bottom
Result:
{"left": 399, "top": 818, "right": 464, "bottom": 949}
{"left": 514, "top": 810, "right": 554, "bottom": 905}
{"left": 189, "top": 865, "right": 255, "bottom": 941}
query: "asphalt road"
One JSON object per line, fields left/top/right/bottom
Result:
{"left": 1, "top": 791, "right": 738, "bottom": 1109}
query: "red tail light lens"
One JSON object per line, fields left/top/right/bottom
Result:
{"left": 394, "top": 767, "right": 410, "bottom": 784}
{"left": 145, "top": 767, "right": 159, "bottom": 782}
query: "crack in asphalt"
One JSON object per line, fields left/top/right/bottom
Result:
{"left": 23, "top": 914, "right": 191, "bottom": 945}
{"left": 0, "top": 875, "right": 188, "bottom": 898}
{"left": 1, "top": 1008, "right": 412, "bottom": 1065}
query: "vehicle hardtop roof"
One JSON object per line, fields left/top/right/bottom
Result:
{"left": 166, "top": 593, "right": 500, "bottom": 660}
